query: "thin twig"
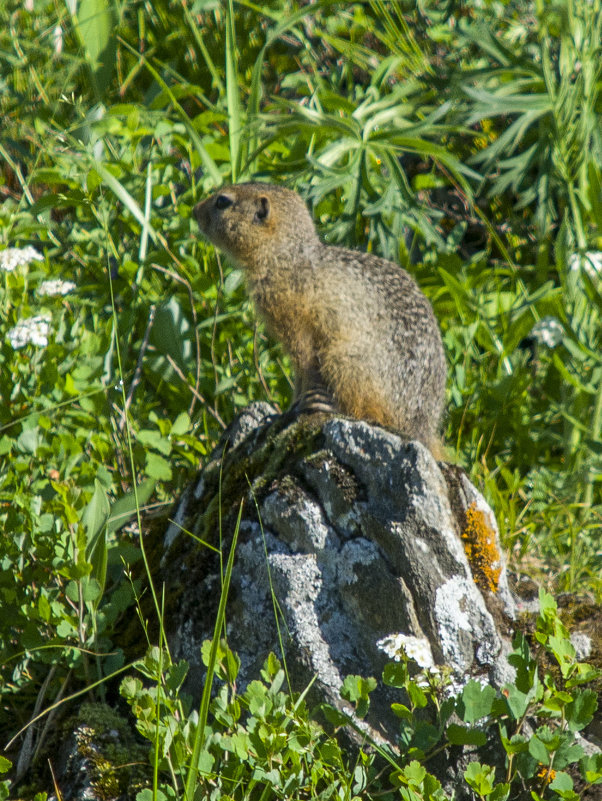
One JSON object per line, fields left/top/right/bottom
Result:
{"left": 15, "top": 665, "right": 56, "bottom": 781}
{"left": 165, "top": 353, "right": 226, "bottom": 429}
{"left": 119, "top": 304, "right": 156, "bottom": 433}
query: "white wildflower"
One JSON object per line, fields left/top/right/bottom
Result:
{"left": 0, "top": 246, "right": 43, "bottom": 272}
{"left": 530, "top": 316, "right": 564, "bottom": 348}
{"left": 38, "top": 279, "right": 76, "bottom": 297}
{"left": 568, "top": 251, "right": 602, "bottom": 277}
{"left": 7, "top": 315, "right": 52, "bottom": 349}
{"left": 377, "top": 633, "right": 435, "bottom": 669}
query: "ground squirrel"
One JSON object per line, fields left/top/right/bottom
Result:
{"left": 194, "top": 183, "right": 447, "bottom": 454}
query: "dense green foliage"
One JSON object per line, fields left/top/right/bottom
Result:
{"left": 87, "top": 590, "right": 602, "bottom": 799}
{"left": 0, "top": 0, "right": 601, "bottom": 797}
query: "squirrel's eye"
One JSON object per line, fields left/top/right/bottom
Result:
{"left": 215, "top": 195, "right": 233, "bottom": 210}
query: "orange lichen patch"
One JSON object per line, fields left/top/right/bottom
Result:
{"left": 461, "top": 502, "right": 502, "bottom": 593}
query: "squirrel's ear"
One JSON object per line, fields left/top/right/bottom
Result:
{"left": 254, "top": 195, "right": 270, "bottom": 222}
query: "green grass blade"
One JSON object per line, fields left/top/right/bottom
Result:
{"left": 91, "top": 159, "right": 159, "bottom": 245}
{"left": 181, "top": 2, "right": 224, "bottom": 95}
{"left": 225, "top": 0, "right": 242, "bottom": 182}
{"left": 137, "top": 160, "right": 153, "bottom": 280}
{"left": 184, "top": 499, "right": 243, "bottom": 799}
{"left": 117, "top": 37, "right": 222, "bottom": 185}
{"left": 244, "top": 0, "right": 343, "bottom": 166}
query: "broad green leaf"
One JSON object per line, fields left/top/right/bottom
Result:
{"left": 171, "top": 412, "right": 190, "bottom": 436}
{"left": 83, "top": 479, "right": 109, "bottom": 602}
{"left": 581, "top": 753, "right": 602, "bottom": 784}
{"left": 447, "top": 724, "right": 487, "bottom": 746}
{"left": 464, "top": 762, "right": 495, "bottom": 796}
{"left": 382, "top": 661, "right": 408, "bottom": 688}
{"left": 502, "top": 684, "right": 532, "bottom": 720}
{"left": 71, "top": 0, "right": 117, "bottom": 96}
{"left": 550, "top": 772, "right": 573, "bottom": 792}
{"left": 144, "top": 452, "right": 172, "bottom": 481}
{"left": 107, "top": 478, "right": 156, "bottom": 535}
{"left": 458, "top": 679, "right": 496, "bottom": 723}
{"left": 137, "top": 428, "right": 171, "bottom": 455}
{"left": 150, "top": 297, "right": 192, "bottom": 372}
{"left": 403, "top": 761, "right": 426, "bottom": 786}
{"left": 341, "top": 674, "right": 377, "bottom": 718}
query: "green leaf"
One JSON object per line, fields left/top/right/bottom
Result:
{"left": 341, "top": 674, "right": 377, "bottom": 718}
{"left": 16, "top": 427, "right": 39, "bottom": 454}
{"left": 547, "top": 634, "right": 576, "bottom": 673}
{"left": 137, "top": 428, "right": 172, "bottom": 455}
{"left": 261, "top": 652, "right": 281, "bottom": 681}
{"left": 565, "top": 689, "right": 597, "bottom": 732}
{"left": 81, "top": 576, "right": 102, "bottom": 604}
{"left": 503, "top": 684, "right": 532, "bottom": 720}
{"left": 83, "top": 479, "right": 110, "bottom": 557}
{"left": 553, "top": 737, "right": 585, "bottom": 770}
{"left": 407, "top": 680, "right": 428, "bottom": 709}
{"left": 57, "top": 619, "right": 77, "bottom": 638}
{"left": 447, "top": 724, "right": 487, "bottom": 746}
{"left": 72, "top": 0, "right": 117, "bottom": 96}
{"left": 382, "top": 660, "right": 409, "bottom": 688}
{"left": 197, "top": 749, "right": 214, "bottom": 776}
{"left": 581, "top": 753, "right": 602, "bottom": 784}
{"left": 458, "top": 679, "right": 496, "bottom": 723}
{"left": 403, "top": 760, "right": 426, "bottom": 786}
{"left": 0, "top": 758, "right": 11, "bottom": 775}
{"left": 171, "top": 412, "right": 190, "bottom": 436}
{"left": 83, "top": 479, "right": 109, "bottom": 604}
{"left": 490, "top": 783, "right": 510, "bottom": 801}
{"left": 144, "top": 452, "right": 172, "bottom": 481}
{"left": 150, "top": 297, "right": 192, "bottom": 372}
{"left": 65, "top": 580, "right": 80, "bottom": 603}
{"left": 550, "top": 772, "right": 573, "bottom": 792}
{"left": 320, "top": 704, "right": 350, "bottom": 728}
{"left": 225, "top": 0, "right": 241, "bottom": 181}
{"left": 136, "top": 790, "right": 168, "bottom": 801}
{"left": 538, "top": 588, "right": 558, "bottom": 619}
{"left": 38, "top": 593, "right": 51, "bottom": 623}
{"left": 464, "top": 762, "right": 495, "bottom": 796}
{"left": 391, "top": 703, "right": 413, "bottom": 720}
{"left": 107, "top": 478, "right": 156, "bottom": 535}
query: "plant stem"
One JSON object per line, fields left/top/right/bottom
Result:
{"left": 583, "top": 366, "right": 602, "bottom": 509}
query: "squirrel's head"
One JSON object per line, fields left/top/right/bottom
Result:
{"left": 194, "top": 183, "right": 318, "bottom": 273}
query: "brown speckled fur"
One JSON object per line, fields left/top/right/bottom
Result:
{"left": 194, "top": 183, "right": 447, "bottom": 455}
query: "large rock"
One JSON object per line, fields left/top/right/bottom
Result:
{"left": 162, "top": 404, "right": 515, "bottom": 744}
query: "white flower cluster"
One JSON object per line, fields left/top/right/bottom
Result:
{"left": 377, "top": 632, "right": 435, "bottom": 669}
{"left": 569, "top": 251, "right": 602, "bottom": 277}
{"left": 7, "top": 315, "right": 51, "bottom": 349}
{"left": 530, "top": 316, "right": 564, "bottom": 348}
{"left": 0, "top": 246, "right": 43, "bottom": 272}
{"left": 38, "top": 279, "right": 76, "bottom": 297}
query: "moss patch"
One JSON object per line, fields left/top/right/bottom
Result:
{"left": 68, "top": 702, "right": 149, "bottom": 800}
